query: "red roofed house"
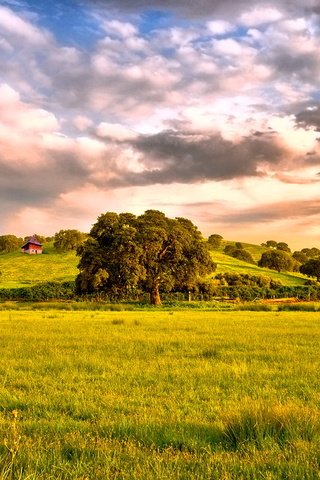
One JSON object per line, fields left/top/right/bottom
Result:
{"left": 21, "top": 235, "right": 43, "bottom": 254}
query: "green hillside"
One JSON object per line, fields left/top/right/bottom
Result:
{"left": 211, "top": 240, "right": 307, "bottom": 286}
{"left": 0, "top": 243, "right": 78, "bottom": 288}
{"left": 0, "top": 239, "right": 308, "bottom": 289}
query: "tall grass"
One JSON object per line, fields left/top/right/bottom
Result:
{"left": 0, "top": 310, "right": 319, "bottom": 478}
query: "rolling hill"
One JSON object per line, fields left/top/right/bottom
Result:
{"left": 0, "top": 240, "right": 308, "bottom": 289}
{"left": 0, "top": 243, "right": 78, "bottom": 288}
{"left": 212, "top": 240, "right": 307, "bottom": 286}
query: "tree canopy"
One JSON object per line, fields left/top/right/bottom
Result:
{"left": 76, "top": 210, "right": 216, "bottom": 304}
{"left": 301, "top": 247, "right": 320, "bottom": 258}
{"left": 24, "top": 234, "right": 46, "bottom": 244}
{"left": 276, "top": 242, "right": 291, "bottom": 253}
{"left": 223, "top": 244, "right": 255, "bottom": 264}
{"left": 54, "top": 229, "right": 86, "bottom": 252}
{"left": 292, "top": 251, "right": 308, "bottom": 264}
{"left": 208, "top": 234, "right": 223, "bottom": 248}
{"left": 263, "top": 240, "right": 278, "bottom": 248}
{"left": 300, "top": 259, "right": 320, "bottom": 282}
{"left": 0, "top": 235, "right": 22, "bottom": 253}
{"left": 258, "top": 250, "right": 297, "bottom": 272}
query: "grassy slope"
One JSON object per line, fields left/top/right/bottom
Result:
{"left": 0, "top": 310, "right": 319, "bottom": 479}
{"left": 0, "top": 243, "right": 78, "bottom": 288}
{"left": 0, "top": 240, "right": 307, "bottom": 289}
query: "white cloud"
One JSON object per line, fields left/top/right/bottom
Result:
{"left": 0, "top": 83, "right": 59, "bottom": 164}
{"left": 96, "top": 122, "right": 137, "bottom": 141}
{"left": 0, "top": 5, "right": 51, "bottom": 45}
{"left": 73, "top": 115, "right": 93, "bottom": 132}
{"left": 240, "top": 7, "right": 284, "bottom": 26}
{"left": 207, "top": 20, "right": 233, "bottom": 35}
{"left": 102, "top": 19, "right": 138, "bottom": 37}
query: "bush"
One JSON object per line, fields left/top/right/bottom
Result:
{"left": 0, "top": 281, "right": 76, "bottom": 302}
{"left": 208, "top": 234, "right": 223, "bottom": 248}
{"left": 215, "top": 273, "right": 282, "bottom": 289}
{"left": 237, "top": 303, "right": 273, "bottom": 311}
{"left": 277, "top": 303, "right": 320, "bottom": 312}
{"left": 231, "top": 248, "right": 255, "bottom": 264}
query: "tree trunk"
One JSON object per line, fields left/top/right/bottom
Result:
{"left": 150, "top": 282, "right": 161, "bottom": 305}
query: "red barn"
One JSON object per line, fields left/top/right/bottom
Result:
{"left": 21, "top": 235, "right": 43, "bottom": 254}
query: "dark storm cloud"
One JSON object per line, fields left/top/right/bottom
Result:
{"left": 109, "top": 130, "right": 286, "bottom": 186}
{"left": 0, "top": 152, "right": 90, "bottom": 206}
{"left": 79, "top": 0, "right": 320, "bottom": 19}
{"left": 265, "top": 50, "right": 320, "bottom": 85}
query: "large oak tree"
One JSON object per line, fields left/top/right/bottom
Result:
{"left": 76, "top": 210, "right": 215, "bottom": 304}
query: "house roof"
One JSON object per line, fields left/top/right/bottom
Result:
{"left": 21, "top": 235, "right": 43, "bottom": 248}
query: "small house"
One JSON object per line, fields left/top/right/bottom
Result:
{"left": 21, "top": 235, "right": 43, "bottom": 254}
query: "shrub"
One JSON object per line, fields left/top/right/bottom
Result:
{"left": 231, "top": 248, "right": 255, "bottom": 264}
{"left": 237, "top": 303, "right": 273, "bottom": 311}
{"left": 0, "top": 281, "right": 76, "bottom": 302}
{"left": 208, "top": 234, "right": 223, "bottom": 248}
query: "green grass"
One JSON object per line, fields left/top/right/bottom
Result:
{"left": 0, "top": 243, "right": 78, "bottom": 288}
{"left": 0, "top": 310, "right": 319, "bottom": 479}
{"left": 223, "top": 239, "right": 269, "bottom": 261}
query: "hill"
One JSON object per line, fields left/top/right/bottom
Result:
{"left": 0, "top": 243, "right": 78, "bottom": 288}
{"left": 0, "top": 239, "right": 308, "bottom": 289}
{"left": 210, "top": 240, "right": 306, "bottom": 286}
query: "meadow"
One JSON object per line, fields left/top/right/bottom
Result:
{"left": 0, "top": 245, "right": 78, "bottom": 288}
{"left": 0, "top": 310, "right": 319, "bottom": 479}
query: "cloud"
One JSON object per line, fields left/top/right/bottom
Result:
{"left": 213, "top": 198, "right": 320, "bottom": 224}
{"left": 295, "top": 105, "right": 320, "bottom": 131}
{"left": 1, "top": 0, "right": 320, "bottom": 247}
{"left": 107, "top": 130, "right": 287, "bottom": 186}
{"left": 80, "top": 0, "right": 320, "bottom": 21}
{"left": 0, "top": 5, "right": 51, "bottom": 46}
{"left": 95, "top": 122, "right": 138, "bottom": 141}
{"left": 273, "top": 172, "right": 320, "bottom": 184}
{"left": 240, "top": 6, "right": 283, "bottom": 26}
{"left": 0, "top": 83, "right": 103, "bottom": 213}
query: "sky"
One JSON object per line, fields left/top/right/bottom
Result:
{"left": 1, "top": 0, "right": 320, "bottom": 248}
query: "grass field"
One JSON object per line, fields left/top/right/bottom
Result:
{"left": 0, "top": 310, "right": 319, "bottom": 479}
{"left": 0, "top": 244, "right": 78, "bottom": 288}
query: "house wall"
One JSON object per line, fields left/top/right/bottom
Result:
{"left": 22, "top": 244, "right": 43, "bottom": 254}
